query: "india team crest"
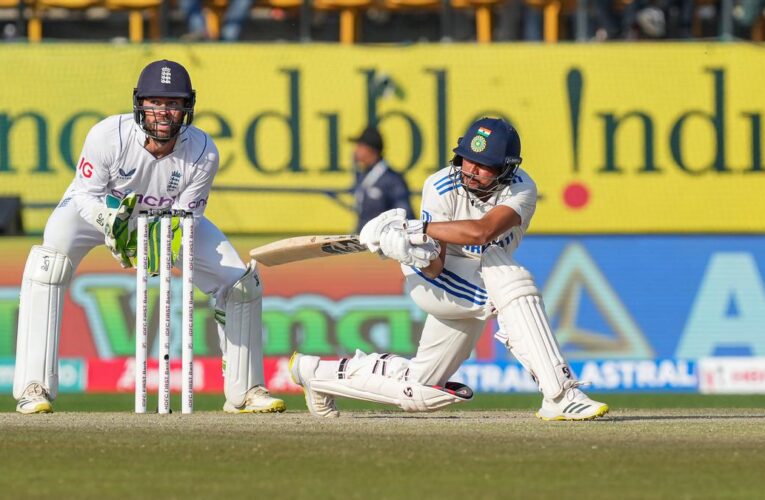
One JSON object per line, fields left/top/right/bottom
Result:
{"left": 470, "top": 135, "right": 487, "bottom": 152}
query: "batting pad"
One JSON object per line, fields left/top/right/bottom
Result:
{"left": 13, "top": 246, "right": 73, "bottom": 400}
{"left": 223, "top": 263, "right": 264, "bottom": 407}
{"left": 482, "top": 248, "right": 571, "bottom": 399}
{"left": 312, "top": 375, "right": 473, "bottom": 412}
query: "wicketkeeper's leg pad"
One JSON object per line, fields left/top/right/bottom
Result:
{"left": 482, "top": 247, "right": 572, "bottom": 400}
{"left": 13, "top": 246, "right": 73, "bottom": 400}
{"left": 222, "top": 262, "right": 265, "bottom": 407}
{"left": 311, "top": 351, "right": 473, "bottom": 412}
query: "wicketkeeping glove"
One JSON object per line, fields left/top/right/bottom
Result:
{"left": 102, "top": 193, "right": 183, "bottom": 276}
{"left": 103, "top": 193, "right": 138, "bottom": 269}
{"left": 144, "top": 215, "right": 183, "bottom": 276}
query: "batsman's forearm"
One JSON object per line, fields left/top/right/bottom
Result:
{"left": 425, "top": 220, "right": 495, "bottom": 246}
{"left": 423, "top": 206, "right": 521, "bottom": 245}
{"left": 419, "top": 242, "right": 446, "bottom": 279}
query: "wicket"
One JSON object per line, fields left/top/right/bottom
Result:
{"left": 135, "top": 209, "right": 195, "bottom": 414}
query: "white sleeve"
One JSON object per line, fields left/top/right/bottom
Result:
{"left": 176, "top": 141, "right": 219, "bottom": 218}
{"left": 499, "top": 177, "right": 537, "bottom": 227}
{"left": 420, "top": 174, "right": 455, "bottom": 223}
{"left": 68, "top": 121, "right": 117, "bottom": 226}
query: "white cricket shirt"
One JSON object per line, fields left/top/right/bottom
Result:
{"left": 420, "top": 166, "right": 537, "bottom": 259}
{"left": 61, "top": 113, "right": 219, "bottom": 222}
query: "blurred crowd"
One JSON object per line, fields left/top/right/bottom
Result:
{"left": 0, "top": 0, "right": 763, "bottom": 42}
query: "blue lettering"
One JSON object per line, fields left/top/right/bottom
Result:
{"left": 481, "top": 233, "right": 514, "bottom": 252}
{"left": 677, "top": 253, "right": 765, "bottom": 357}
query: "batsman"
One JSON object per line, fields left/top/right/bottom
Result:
{"left": 13, "top": 60, "right": 285, "bottom": 415}
{"left": 291, "top": 117, "right": 609, "bottom": 421}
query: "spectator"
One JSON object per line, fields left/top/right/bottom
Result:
{"left": 180, "top": 0, "right": 253, "bottom": 41}
{"left": 593, "top": 0, "right": 623, "bottom": 40}
{"left": 621, "top": 0, "right": 693, "bottom": 39}
{"left": 350, "top": 126, "right": 415, "bottom": 234}
{"left": 735, "top": 0, "right": 765, "bottom": 33}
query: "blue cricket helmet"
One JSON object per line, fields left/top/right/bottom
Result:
{"left": 132, "top": 60, "right": 196, "bottom": 141}
{"left": 452, "top": 117, "right": 522, "bottom": 179}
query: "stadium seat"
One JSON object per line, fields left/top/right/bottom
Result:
{"left": 104, "top": 0, "right": 161, "bottom": 42}
{"left": 523, "top": 0, "right": 577, "bottom": 42}
{"left": 0, "top": 0, "right": 24, "bottom": 15}
{"left": 384, "top": 0, "right": 437, "bottom": 7}
{"left": 201, "top": 0, "right": 227, "bottom": 39}
{"left": 259, "top": 0, "right": 306, "bottom": 37}
{"left": 0, "top": 0, "right": 24, "bottom": 38}
{"left": 28, "top": 0, "right": 103, "bottom": 41}
{"left": 384, "top": 0, "right": 453, "bottom": 42}
{"left": 314, "top": 0, "right": 372, "bottom": 43}
{"left": 689, "top": 0, "right": 715, "bottom": 38}
{"left": 754, "top": 13, "right": 765, "bottom": 41}
{"left": 263, "top": 0, "right": 303, "bottom": 9}
{"left": 451, "top": 0, "right": 501, "bottom": 43}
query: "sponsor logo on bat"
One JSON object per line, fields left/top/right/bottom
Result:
{"left": 321, "top": 240, "right": 365, "bottom": 255}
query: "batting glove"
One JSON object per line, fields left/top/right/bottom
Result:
{"left": 359, "top": 208, "right": 407, "bottom": 253}
{"left": 379, "top": 226, "right": 440, "bottom": 268}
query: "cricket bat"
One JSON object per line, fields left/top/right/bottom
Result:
{"left": 249, "top": 234, "right": 366, "bottom": 266}
{"left": 249, "top": 233, "right": 428, "bottom": 267}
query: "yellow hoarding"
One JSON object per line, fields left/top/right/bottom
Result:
{"left": 1, "top": 44, "right": 763, "bottom": 234}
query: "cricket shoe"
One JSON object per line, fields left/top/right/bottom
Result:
{"left": 16, "top": 383, "right": 53, "bottom": 414}
{"left": 536, "top": 381, "right": 609, "bottom": 421}
{"left": 289, "top": 352, "right": 339, "bottom": 418}
{"left": 223, "top": 385, "right": 286, "bottom": 414}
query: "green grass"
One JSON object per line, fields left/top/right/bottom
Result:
{"left": 4, "top": 392, "right": 765, "bottom": 413}
{"left": 1, "top": 394, "right": 764, "bottom": 499}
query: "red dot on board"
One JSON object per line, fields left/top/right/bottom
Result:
{"left": 562, "top": 182, "right": 590, "bottom": 209}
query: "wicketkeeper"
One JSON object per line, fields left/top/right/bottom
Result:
{"left": 13, "top": 59, "right": 285, "bottom": 415}
{"left": 290, "top": 117, "right": 609, "bottom": 421}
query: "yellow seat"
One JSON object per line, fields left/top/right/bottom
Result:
{"left": 451, "top": 0, "right": 502, "bottom": 43}
{"left": 104, "top": 0, "right": 161, "bottom": 42}
{"left": 384, "top": 0, "right": 439, "bottom": 9}
{"left": 202, "top": 0, "right": 227, "bottom": 39}
{"left": 28, "top": 0, "right": 103, "bottom": 42}
{"left": 0, "top": 0, "right": 24, "bottom": 8}
{"left": 314, "top": 0, "right": 372, "bottom": 44}
{"left": 265, "top": 0, "right": 303, "bottom": 8}
{"left": 523, "top": 0, "right": 577, "bottom": 42}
